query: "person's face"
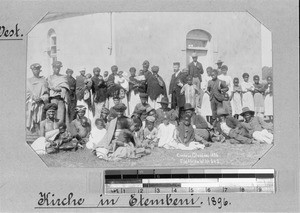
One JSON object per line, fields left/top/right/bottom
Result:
{"left": 94, "top": 70, "right": 100, "bottom": 77}
{"left": 32, "top": 68, "right": 41, "bottom": 78}
{"left": 254, "top": 78, "right": 259, "bottom": 84}
{"left": 234, "top": 79, "right": 239, "bottom": 86}
{"left": 116, "top": 111, "right": 124, "bottom": 118}
{"left": 101, "top": 111, "right": 108, "bottom": 119}
{"left": 77, "top": 111, "right": 85, "bottom": 118}
{"left": 192, "top": 56, "right": 198, "bottom": 62}
{"left": 81, "top": 119, "right": 88, "bottom": 127}
{"left": 130, "top": 70, "right": 136, "bottom": 77}
{"left": 267, "top": 77, "right": 272, "bottom": 84}
{"left": 161, "top": 103, "right": 168, "bottom": 109}
{"left": 112, "top": 67, "right": 118, "bottom": 75}
{"left": 113, "top": 99, "right": 120, "bottom": 105}
{"left": 59, "top": 126, "right": 66, "bottom": 134}
{"left": 53, "top": 66, "right": 61, "bottom": 75}
{"left": 206, "top": 69, "right": 212, "bottom": 76}
{"left": 119, "top": 73, "right": 123, "bottom": 77}
{"left": 184, "top": 119, "right": 190, "bottom": 126}
{"left": 211, "top": 72, "right": 217, "bottom": 80}
{"left": 66, "top": 71, "right": 73, "bottom": 77}
{"left": 47, "top": 109, "right": 56, "bottom": 119}
{"left": 243, "top": 112, "right": 252, "bottom": 122}
{"left": 243, "top": 76, "right": 249, "bottom": 82}
{"left": 80, "top": 70, "right": 86, "bottom": 76}
{"left": 143, "top": 63, "right": 149, "bottom": 70}
{"left": 147, "top": 122, "right": 154, "bottom": 131}
{"left": 187, "top": 79, "right": 193, "bottom": 85}
{"left": 140, "top": 98, "right": 147, "bottom": 105}
{"left": 173, "top": 65, "right": 179, "bottom": 72}
{"left": 148, "top": 110, "right": 155, "bottom": 116}
{"left": 163, "top": 119, "right": 169, "bottom": 125}
{"left": 185, "top": 110, "right": 193, "bottom": 117}
{"left": 96, "top": 122, "right": 104, "bottom": 130}
{"left": 220, "top": 115, "right": 226, "bottom": 122}
{"left": 221, "top": 69, "right": 227, "bottom": 75}
{"left": 104, "top": 71, "right": 109, "bottom": 77}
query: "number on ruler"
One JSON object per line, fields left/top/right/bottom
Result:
{"left": 206, "top": 187, "right": 211, "bottom": 192}
{"left": 223, "top": 187, "right": 228, "bottom": 192}
{"left": 138, "top": 188, "right": 143, "bottom": 193}
{"left": 155, "top": 188, "right": 160, "bottom": 193}
{"left": 172, "top": 188, "right": 177, "bottom": 192}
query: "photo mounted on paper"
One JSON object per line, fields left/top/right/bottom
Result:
{"left": 25, "top": 12, "right": 274, "bottom": 167}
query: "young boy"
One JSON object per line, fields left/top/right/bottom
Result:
{"left": 108, "top": 96, "right": 121, "bottom": 121}
{"left": 214, "top": 108, "right": 254, "bottom": 144}
{"left": 86, "top": 119, "right": 107, "bottom": 150}
{"left": 140, "top": 116, "right": 159, "bottom": 149}
{"left": 240, "top": 107, "right": 273, "bottom": 144}
{"left": 180, "top": 75, "right": 199, "bottom": 108}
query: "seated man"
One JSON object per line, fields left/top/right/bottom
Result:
{"left": 214, "top": 107, "right": 254, "bottom": 144}
{"left": 70, "top": 105, "right": 91, "bottom": 145}
{"left": 240, "top": 107, "right": 273, "bottom": 144}
{"left": 139, "top": 116, "right": 159, "bottom": 149}
{"left": 133, "top": 93, "right": 151, "bottom": 122}
{"left": 155, "top": 96, "right": 178, "bottom": 126}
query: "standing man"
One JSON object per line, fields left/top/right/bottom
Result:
{"left": 107, "top": 65, "right": 120, "bottom": 109}
{"left": 169, "top": 62, "right": 187, "bottom": 118}
{"left": 91, "top": 67, "right": 107, "bottom": 119}
{"left": 188, "top": 52, "right": 204, "bottom": 91}
{"left": 76, "top": 67, "right": 86, "bottom": 105}
{"left": 47, "top": 61, "right": 70, "bottom": 125}
{"left": 26, "top": 63, "right": 49, "bottom": 132}
{"left": 207, "top": 69, "right": 228, "bottom": 123}
{"left": 147, "top": 66, "right": 167, "bottom": 110}
{"left": 66, "top": 69, "right": 77, "bottom": 121}
{"left": 140, "top": 60, "right": 153, "bottom": 81}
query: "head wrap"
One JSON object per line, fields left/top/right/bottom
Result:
{"left": 75, "top": 105, "right": 87, "bottom": 112}
{"left": 151, "top": 66, "right": 159, "bottom": 72}
{"left": 52, "top": 61, "right": 63, "bottom": 68}
{"left": 113, "top": 103, "right": 127, "bottom": 112}
{"left": 146, "top": 116, "right": 156, "bottom": 123}
{"left": 30, "top": 63, "right": 42, "bottom": 70}
{"left": 139, "top": 93, "right": 148, "bottom": 99}
{"left": 44, "top": 103, "right": 58, "bottom": 112}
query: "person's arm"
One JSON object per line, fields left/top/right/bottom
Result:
{"left": 39, "top": 120, "right": 46, "bottom": 137}
{"left": 168, "top": 76, "right": 173, "bottom": 95}
{"left": 198, "top": 63, "right": 204, "bottom": 74}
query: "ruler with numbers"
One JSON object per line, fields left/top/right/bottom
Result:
{"left": 104, "top": 169, "right": 275, "bottom": 194}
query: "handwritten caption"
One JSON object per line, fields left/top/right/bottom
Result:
{"left": 177, "top": 152, "right": 220, "bottom": 165}
{"left": 37, "top": 192, "right": 232, "bottom": 209}
{"left": 0, "top": 24, "right": 23, "bottom": 39}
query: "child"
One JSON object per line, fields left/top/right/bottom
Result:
{"left": 70, "top": 106, "right": 91, "bottom": 145}
{"left": 128, "top": 67, "right": 141, "bottom": 114}
{"left": 108, "top": 95, "right": 121, "bottom": 121}
{"left": 240, "top": 73, "right": 254, "bottom": 110}
{"left": 181, "top": 75, "right": 199, "bottom": 108}
{"left": 222, "top": 93, "right": 232, "bottom": 116}
{"left": 201, "top": 67, "right": 213, "bottom": 123}
{"left": 140, "top": 116, "right": 159, "bottom": 149}
{"left": 253, "top": 75, "right": 265, "bottom": 117}
{"left": 114, "top": 70, "right": 129, "bottom": 114}
{"left": 240, "top": 107, "right": 273, "bottom": 144}
{"left": 230, "top": 77, "right": 243, "bottom": 120}
{"left": 133, "top": 93, "right": 151, "bottom": 122}
{"left": 264, "top": 76, "right": 273, "bottom": 122}
{"left": 87, "top": 119, "right": 107, "bottom": 150}
{"left": 103, "top": 71, "right": 109, "bottom": 82}
{"left": 157, "top": 114, "right": 177, "bottom": 149}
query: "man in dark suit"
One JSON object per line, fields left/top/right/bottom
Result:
{"left": 207, "top": 69, "right": 229, "bottom": 122}
{"left": 187, "top": 52, "right": 204, "bottom": 91}
{"left": 66, "top": 69, "right": 77, "bottom": 121}
{"left": 169, "top": 62, "right": 187, "bottom": 117}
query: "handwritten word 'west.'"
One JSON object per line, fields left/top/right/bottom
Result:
{"left": 38, "top": 192, "right": 85, "bottom": 206}
{"left": 0, "top": 24, "right": 23, "bottom": 38}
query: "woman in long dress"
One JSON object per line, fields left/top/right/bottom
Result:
{"left": 200, "top": 67, "right": 213, "bottom": 123}
{"left": 264, "top": 76, "right": 273, "bottom": 121}
{"left": 240, "top": 73, "right": 254, "bottom": 110}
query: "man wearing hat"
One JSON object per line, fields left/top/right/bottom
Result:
{"left": 91, "top": 67, "right": 107, "bottom": 120}
{"left": 169, "top": 62, "right": 188, "bottom": 115}
{"left": 147, "top": 65, "right": 167, "bottom": 110}
{"left": 133, "top": 93, "right": 151, "bottom": 122}
{"left": 214, "top": 107, "right": 253, "bottom": 144}
{"left": 156, "top": 96, "right": 178, "bottom": 126}
{"left": 187, "top": 52, "right": 204, "bottom": 91}
{"left": 26, "top": 63, "right": 49, "bottom": 132}
{"left": 47, "top": 61, "right": 70, "bottom": 125}
{"left": 240, "top": 107, "right": 273, "bottom": 144}
{"left": 75, "top": 67, "right": 86, "bottom": 103}
{"left": 66, "top": 69, "right": 77, "bottom": 121}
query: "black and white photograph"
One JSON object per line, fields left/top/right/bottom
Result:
{"left": 26, "top": 12, "right": 274, "bottom": 167}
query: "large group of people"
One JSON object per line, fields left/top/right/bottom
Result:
{"left": 27, "top": 54, "right": 274, "bottom": 161}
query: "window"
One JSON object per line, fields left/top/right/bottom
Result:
{"left": 186, "top": 29, "right": 211, "bottom": 51}
{"left": 47, "top": 29, "right": 57, "bottom": 63}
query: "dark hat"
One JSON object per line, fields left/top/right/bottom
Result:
{"left": 146, "top": 116, "right": 155, "bottom": 122}
{"left": 173, "top": 62, "right": 180, "bottom": 66}
{"left": 242, "top": 73, "right": 249, "bottom": 78}
{"left": 182, "top": 103, "right": 195, "bottom": 111}
{"left": 52, "top": 61, "right": 63, "bottom": 67}
{"left": 151, "top": 66, "right": 159, "bottom": 72}
{"left": 75, "top": 105, "right": 87, "bottom": 112}
{"left": 66, "top": 68, "right": 73, "bottom": 74}
{"left": 111, "top": 65, "right": 118, "bottom": 70}
{"left": 142, "top": 60, "right": 150, "bottom": 66}
{"left": 113, "top": 103, "right": 127, "bottom": 112}
{"left": 93, "top": 67, "right": 101, "bottom": 73}
{"left": 191, "top": 53, "right": 198, "bottom": 58}
{"left": 158, "top": 96, "right": 170, "bottom": 105}
{"left": 44, "top": 103, "right": 58, "bottom": 112}
{"left": 217, "top": 107, "right": 229, "bottom": 116}
{"left": 240, "top": 107, "right": 255, "bottom": 116}
{"left": 30, "top": 63, "right": 42, "bottom": 70}
{"left": 221, "top": 65, "right": 228, "bottom": 71}
{"left": 139, "top": 93, "right": 148, "bottom": 99}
